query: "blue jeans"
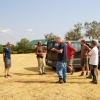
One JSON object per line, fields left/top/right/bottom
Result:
{"left": 56, "top": 61, "right": 67, "bottom": 80}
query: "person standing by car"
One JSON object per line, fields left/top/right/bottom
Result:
{"left": 80, "top": 40, "right": 91, "bottom": 76}
{"left": 67, "top": 41, "right": 76, "bottom": 75}
{"left": 51, "top": 37, "right": 67, "bottom": 84}
{"left": 87, "top": 40, "right": 98, "bottom": 84}
{"left": 35, "top": 41, "right": 46, "bottom": 75}
{"left": 3, "top": 42, "right": 12, "bottom": 78}
{"left": 86, "top": 40, "right": 99, "bottom": 79}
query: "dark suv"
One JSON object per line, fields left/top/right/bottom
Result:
{"left": 45, "top": 40, "right": 100, "bottom": 69}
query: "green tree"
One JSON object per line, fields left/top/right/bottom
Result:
{"left": 44, "top": 32, "right": 57, "bottom": 41}
{"left": 11, "top": 44, "right": 18, "bottom": 54}
{"left": 17, "top": 38, "right": 34, "bottom": 53}
{"left": 65, "top": 23, "right": 84, "bottom": 40}
{"left": 0, "top": 44, "right": 3, "bottom": 53}
{"left": 84, "top": 21, "right": 100, "bottom": 40}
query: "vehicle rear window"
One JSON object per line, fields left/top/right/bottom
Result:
{"left": 71, "top": 43, "right": 81, "bottom": 52}
{"left": 48, "top": 42, "right": 58, "bottom": 49}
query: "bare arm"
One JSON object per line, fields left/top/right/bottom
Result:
{"left": 35, "top": 47, "right": 44, "bottom": 56}
{"left": 51, "top": 48, "right": 63, "bottom": 53}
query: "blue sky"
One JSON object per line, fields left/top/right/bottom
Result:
{"left": 0, "top": 0, "right": 100, "bottom": 45}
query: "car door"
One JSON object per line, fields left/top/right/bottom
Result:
{"left": 46, "top": 41, "right": 58, "bottom": 67}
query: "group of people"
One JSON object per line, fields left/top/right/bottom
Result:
{"left": 3, "top": 38, "right": 99, "bottom": 84}
{"left": 51, "top": 37, "right": 98, "bottom": 84}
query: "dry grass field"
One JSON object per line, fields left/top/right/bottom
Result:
{"left": 0, "top": 53, "right": 100, "bottom": 100}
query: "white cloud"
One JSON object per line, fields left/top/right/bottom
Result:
{"left": 0, "top": 28, "right": 13, "bottom": 35}
{"left": 27, "top": 29, "right": 33, "bottom": 32}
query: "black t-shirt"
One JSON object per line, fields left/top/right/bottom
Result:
{"left": 3, "top": 47, "right": 11, "bottom": 60}
{"left": 58, "top": 42, "right": 67, "bottom": 62}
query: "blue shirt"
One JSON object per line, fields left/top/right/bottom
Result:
{"left": 58, "top": 42, "right": 67, "bottom": 62}
{"left": 3, "top": 47, "right": 11, "bottom": 60}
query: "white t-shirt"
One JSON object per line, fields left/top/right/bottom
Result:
{"left": 88, "top": 46, "right": 98, "bottom": 65}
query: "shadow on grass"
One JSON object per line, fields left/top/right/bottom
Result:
{"left": 15, "top": 80, "right": 89, "bottom": 84}
{"left": 0, "top": 75, "right": 4, "bottom": 77}
{"left": 15, "top": 80, "right": 56, "bottom": 84}
{"left": 12, "top": 72, "right": 38, "bottom": 76}
{"left": 24, "top": 67, "right": 38, "bottom": 72}
{"left": 66, "top": 81, "right": 90, "bottom": 84}
{"left": 24, "top": 66, "right": 56, "bottom": 73}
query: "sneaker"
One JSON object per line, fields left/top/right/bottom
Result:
{"left": 86, "top": 75, "right": 92, "bottom": 79}
{"left": 7, "top": 74, "right": 12, "bottom": 77}
{"left": 63, "top": 79, "right": 66, "bottom": 83}
{"left": 90, "top": 81, "right": 98, "bottom": 84}
{"left": 86, "top": 72, "right": 88, "bottom": 76}
{"left": 42, "top": 72, "right": 46, "bottom": 74}
{"left": 39, "top": 73, "right": 43, "bottom": 75}
{"left": 4, "top": 75, "right": 8, "bottom": 78}
{"left": 93, "top": 81, "right": 98, "bottom": 84}
{"left": 56, "top": 78, "right": 63, "bottom": 84}
{"left": 79, "top": 72, "right": 84, "bottom": 76}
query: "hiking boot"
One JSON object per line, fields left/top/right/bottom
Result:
{"left": 7, "top": 74, "right": 12, "bottom": 77}
{"left": 86, "top": 75, "right": 92, "bottom": 79}
{"left": 90, "top": 81, "right": 98, "bottom": 84}
{"left": 42, "top": 72, "right": 46, "bottom": 74}
{"left": 4, "top": 75, "right": 8, "bottom": 78}
{"left": 63, "top": 79, "right": 66, "bottom": 83}
{"left": 86, "top": 72, "right": 88, "bottom": 76}
{"left": 79, "top": 72, "right": 84, "bottom": 76}
{"left": 56, "top": 78, "right": 63, "bottom": 84}
{"left": 39, "top": 73, "right": 43, "bottom": 75}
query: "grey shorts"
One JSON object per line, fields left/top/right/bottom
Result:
{"left": 4, "top": 59, "right": 11, "bottom": 68}
{"left": 81, "top": 58, "right": 88, "bottom": 67}
{"left": 67, "top": 59, "right": 73, "bottom": 66}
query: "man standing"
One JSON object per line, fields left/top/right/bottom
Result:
{"left": 88, "top": 40, "right": 98, "bottom": 84}
{"left": 51, "top": 37, "right": 67, "bottom": 83}
{"left": 80, "top": 40, "right": 91, "bottom": 76}
{"left": 67, "top": 41, "right": 76, "bottom": 75}
{"left": 3, "top": 42, "right": 12, "bottom": 78}
{"left": 35, "top": 41, "right": 46, "bottom": 75}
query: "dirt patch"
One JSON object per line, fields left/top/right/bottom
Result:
{"left": 0, "top": 54, "right": 100, "bottom": 100}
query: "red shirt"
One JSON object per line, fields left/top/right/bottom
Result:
{"left": 67, "top": 45, "right": 76, "bottom": 59}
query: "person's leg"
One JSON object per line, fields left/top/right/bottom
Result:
{"left": 91, "top": 65, "right": 95, "bottom": 82}
{"left": 4, "top": 68, "right": 7, "bottom": 76}
{"left": 63, "top": 62, "right": 67, "bottom": 83}
{"left": 96, "top": 67, "right": 98, "bottom": 76}
{"left": 67, "top": 65, "right": 72, "bottom": 72}
{"left": 67, "top": 59, "right": 72, "bottom": 73}
{"left": 80, "top": 58, "right": 85, "bottom": 76}
{"left": 4, "top": 60, "right": 8, "bottom": 78}
{"left": 37, "top": 58, "right": 42, "bottom": 75}
{"left": 41, "top": 58, "right": 46, "bottom": 74}
{"left": 56, "top": 62, "right": 63, "bottom": 83}
{"left": 69, "top": 59, "right": 74, "bottom": 75}
{"left": 7, "top": 59, "right": 12, "bottom": 76}
{"left": 92, "top": 65, "right": 98, "bottom": 84}
{"left": 86, "top": 64, "right": 92, "bottom": 78}
{"left": 85, "top": 58, "right": 89, "bottom": 76}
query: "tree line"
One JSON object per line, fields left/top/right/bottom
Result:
{"left": 45, "top": 21, "right": 100, "bottom": 41}
{"left": 0, "top": 21, "right": 100, "bottom": 54}
{"left": 0, "top": 38, "right": 35, "bottom": 54}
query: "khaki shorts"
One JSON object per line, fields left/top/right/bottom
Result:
{"left": 4, "top": 59, "right": 11, "bottom": 68}
{"left": 67, "top": 59, "right": 73, "bottom": 66}
{"left": 81, "top": 58, "right": 88, "bottom": 67}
